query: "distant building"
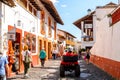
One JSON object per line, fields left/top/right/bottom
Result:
{"left": 57, "top": 29, "right": 76, "bottom": 55}
{"left": 74, "top": 40, "right": 81, "bottom": 53}
{"left": 73, "top": 11, "right": 95, "bottom": 50}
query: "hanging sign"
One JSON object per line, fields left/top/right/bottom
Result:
{"left": 7, "top": 27, "right": 16, "bottom": 41}
{"left": 85, "top": 24, "right": 92, "bottom": 28}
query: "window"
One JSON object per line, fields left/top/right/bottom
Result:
{"left": 40, "top": 10, "right": 45, "bottom": 34}
{"left": 29, "top": 4, "right": 32, "bottom": 13}
{"left": 20, "top": 0, "right": 27, "bottom": 8}
{"left": 33, "top": 9, "right": 37, "bottom": 16}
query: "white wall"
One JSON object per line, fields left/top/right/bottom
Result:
{"left": 0, "top": 2, "right": 2, "bottom": 51}
{"left": 1, "top": 3, "right": 39, "bottom": 55}
{"left": 91, "top": 7, "right": 120, "bottom": 62}
{"left": 111, "top": 22, "right": 120, "bottom": 61}
{"left": 1, "top": 1, "right": 57, "bottom": 55}
{"left": 81, "top": 41, "right": 94, "bottom": 49}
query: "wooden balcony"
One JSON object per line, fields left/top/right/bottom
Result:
{"left": 83, "top": 37, "right": 93, "bottom": 41}
{"left": 66, "top": 40, "right": 75, "bottom": 46}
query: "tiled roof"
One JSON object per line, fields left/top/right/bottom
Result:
{"left": 96, "top": 2, "right": 117, "bottom": 8}
{"left": 73, "top": 12, "right": 94, "bottom": 29}
{"left": 0, "top": 0, "right": 15, "bottom": 7}
{"left": 28, "top": 0, "right": 42, "bottom": 11}
{"left": 40, "top": 0, "right": 64, "bottom": 25}
{"left": 57, "top": 29, "right": 76, "bottom": 38}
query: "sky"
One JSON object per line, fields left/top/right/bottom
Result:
{"left": 50, "top": 0, "right": 118, "bottom": 41}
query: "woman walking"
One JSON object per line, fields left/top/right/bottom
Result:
{"left": 85, "top": 49, "right": 91, "bottom": 64}
{"left": 39, "top": 47, "right": 46, "bottom": 67}
{"left": 22, "top": 45, "right": 32, "bottom": 78}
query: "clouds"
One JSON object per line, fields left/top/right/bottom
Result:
{"left": 61, "top": 4, "right": 67, "bottom": 8}
{"left": 50, "top": 0, "right": 59, "bottom": 4}
{"left": 50, "top": 0, "right": 67, "bottom": 8}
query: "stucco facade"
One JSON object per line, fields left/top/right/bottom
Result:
{"left": 73, "top": 2, "right": 120, "bottom": 79}
{"left": 0, "top": 0, "right": 63, "bottom": 77}
{"left": 90, "top": 3, "right": 120, "bottom": 79}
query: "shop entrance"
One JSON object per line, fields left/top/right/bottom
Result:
{"left": 39, "top": 40, "right": 42, "bottom": 51}
{"left": 48, "top": 42, "right": 51, "bottom": 59}
{"left": 12, "top": 32, "right": 20, "bottom": 73}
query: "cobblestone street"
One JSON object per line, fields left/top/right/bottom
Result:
{"left": 7, "top": 57, "right": 115, "bottom": 80}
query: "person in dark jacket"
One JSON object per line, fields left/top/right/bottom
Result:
{"left": 85, "top": 49, "right": 90, "bottom": 64}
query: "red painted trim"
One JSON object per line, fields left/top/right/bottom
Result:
{"left": 112, "top": 8, "right": 120, "bottom": 24}
{"left": 90, "top": 54, "right": 120, "bottom": 79}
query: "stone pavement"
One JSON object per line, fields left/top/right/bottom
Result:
{"left": 7, "top": 57, "right": 116, "bottom": 80}
{"left": 79, "top": 57, "right": 115, "bottom": 80}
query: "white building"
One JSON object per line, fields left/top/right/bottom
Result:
{"left": 90, "top": 2, "right": 120, "bottom": 79}
{"left": 74, "top": 2, "right": 120, "bottom": 79}
{"left": 0, "top": 0, "right": 63, "bottom": 76}
{"left": 73, "top": 11, "right": 95, "bottom": 50}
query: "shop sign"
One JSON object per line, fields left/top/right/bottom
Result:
{"left": 7, "top": 27, "right": 16, "bottom": 41}
{"left": 85, "top": 24, "right": 92, "bottom": 28}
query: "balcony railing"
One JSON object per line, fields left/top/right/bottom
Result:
{"left": 83, "top": 37, "right": 93, "bottom": 41}
{"left": 66, "top": 40, "right": 75, "bottom": 45}
{"left": 82, "top": 35, "right": 93, "bottom": 41}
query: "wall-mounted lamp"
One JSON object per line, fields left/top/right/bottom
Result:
{"left": 17, "top": 20, "right": 21, "bottom": 26}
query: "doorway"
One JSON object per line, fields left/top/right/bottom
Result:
{"left": 48, "top": 42, "right": 51, "bottom": 59}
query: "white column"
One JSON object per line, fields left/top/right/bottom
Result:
{"left": 0, "top": 2, "right": 2, "bottom": 51}
{"left": 81, "top": 21, "right": 84, "bottom": 48}
{"left": 93, "top": 14, "right": 97, "bottom": 43}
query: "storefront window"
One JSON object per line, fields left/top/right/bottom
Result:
{"left": 24, "top": 32, "right": 36, "bottom": 53}
{"left": 31, "top": 36, "right": 36, "bottom": 53}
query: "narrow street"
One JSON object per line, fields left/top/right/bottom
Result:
{"left": 0, "top": 0, "right": 120, "bottom": 80}
{"left": 7, "top": 57, "right": 115, "bottom": 80}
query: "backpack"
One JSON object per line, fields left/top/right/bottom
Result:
{"left": 24, "top": 51, "right": 31, "bottom": 63}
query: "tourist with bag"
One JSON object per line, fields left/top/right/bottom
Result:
{"left": 22, "top": 45, "right": 32, "bottom": 78}
{"left": 39, "top": 47, "right": 46, "bottom": 67}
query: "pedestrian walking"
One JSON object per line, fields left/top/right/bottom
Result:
{"left": 0, "top": 51, "right": 9, "bottom": 80}
{"left": 85, "top": 49, "right": 91, "bottom": 64}
{"left": 52, "top": 47, "right": 58, "bottom": 60}
{"left": 22, "top": 45, "right": 32, "bottom": 78}
{"left": 28, "top": 48, "right": 33, "bottom": 67}
{"left": 39, "top": 47, "right": 46, "bottom": 67}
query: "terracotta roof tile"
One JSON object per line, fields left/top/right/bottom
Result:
{"left": 0, "top": 0, "right": 15, "bottom": 7}
{"left": 40, "top": 0, "right": 64, "bottom": 25}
